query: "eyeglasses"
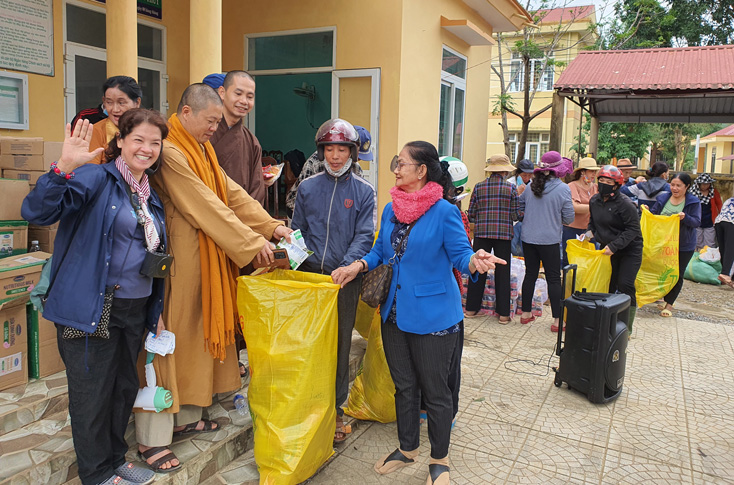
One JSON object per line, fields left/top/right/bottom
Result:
{"left": 390, "top": 155, "right": 419, "bottom": 172}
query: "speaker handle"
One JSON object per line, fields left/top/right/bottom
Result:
{"left": 556, "top": 264, "right": 578, "bottom": 356}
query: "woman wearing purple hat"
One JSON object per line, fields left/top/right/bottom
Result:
{"left": 518, "top": 151, "right": 575, "bottom": 331}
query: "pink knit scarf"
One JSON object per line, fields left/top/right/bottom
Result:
{"left": 390, "top": 181, "right": 444, "bottom": 224}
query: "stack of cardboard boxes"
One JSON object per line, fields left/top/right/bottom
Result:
{"left": 0, "top": 136, "right": 65, "bottom": 391}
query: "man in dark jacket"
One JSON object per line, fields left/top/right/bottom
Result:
{"left": 291, "top": 118, "right": 376, "bottom": 443}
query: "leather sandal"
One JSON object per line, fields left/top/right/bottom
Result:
{"left": 426, "top": 464, "right": 450, "bottom": 484}
{"left": 334, "top": 416, "right": 352, "bottom": 443}
{"left": 374, "top": 448, "right": 417, "bottom": 474}
{"left": 137, "top": 447, "right": 181, "bottom": 473}
{"left": 173, "top": 419, "right": 219, "bottom": 436}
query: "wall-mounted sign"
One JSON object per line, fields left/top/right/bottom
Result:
{"left": 92, "top": 0, "right": 162, "bottom": 20}
{"left": 0, "top": 0, "right": 54, "bottom": 76}
{"left": 0, "top": 72, "right": 30, "bottom": 130}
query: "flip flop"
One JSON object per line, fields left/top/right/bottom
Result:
{"left": 374, "top": 449, "right": 417, "bottom": 475}
{"left": 137, "top": 447, "right": 181, "bottom": 474}
{"left": 660, "top": 309, "right": 673, "bottom": 317}
{"left": 463, "top": 311, "right": 481, "bottom": 319}
{"left": 173, "top": 419, "right": 219, "bottom": 436}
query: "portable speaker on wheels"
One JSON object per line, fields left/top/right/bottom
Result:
{"left": 554, "top": 265, "right": 630, "bottom": 404}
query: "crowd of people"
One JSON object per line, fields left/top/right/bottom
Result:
{"left": 22, "top": 71, "right": 734, "bottom": 485}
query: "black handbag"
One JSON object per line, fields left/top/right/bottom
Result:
{"left": 360, "top": 222, "right": 415, "bottom": 308}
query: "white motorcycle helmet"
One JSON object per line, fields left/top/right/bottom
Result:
{"left": 440, "top": 156, "right": 469, "bottom": 200}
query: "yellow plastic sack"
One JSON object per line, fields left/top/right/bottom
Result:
{"left": 565, "top": 239, "right": 612, "bottom": 296}
{"left": 353, "top": 299, "right": 375, "bottom": 339}
{"left": 636, "top": 210, "right": 680, "bottom": 307}
{"left": 345, "top": 303, "right": 396, "bottom": 423}
{"left": 237, "top": 269, "right": 339, "bottom": 485}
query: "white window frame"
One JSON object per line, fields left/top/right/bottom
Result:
{"left": 439, "top": 45, "right": 467, "bottom": 159}
{"left": 63, "top": 0, "right": 168, "bottom": 120}
{"left": 508, "top": 55, "right": 554, "bottom": 93}
{"left": 244, "top": 26, "right": 337, "bottom": 76}
{"left": 508, "top": 132, "right": 549, "bottom": 164}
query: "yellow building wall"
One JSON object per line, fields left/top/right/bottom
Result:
{"left": 702, "top": 140, "right": 734, "bottom": 174}
{"left": 487, "top": 23, "right": 594, "bottom": 162}
{"left": 0, "top": 0, "right": 189, "bottom": 142}
{"left": 398, "top": 0, "right": 495, "bottom": 193}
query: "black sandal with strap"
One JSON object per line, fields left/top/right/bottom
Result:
{"left": 138, "top": 446, "right": 181, "bottom": 473}
{"left": 173, "top": 419, "right": 219, "bottom": 436}
{"left": 428, "top": 464, "right": 450, "bottom": 483}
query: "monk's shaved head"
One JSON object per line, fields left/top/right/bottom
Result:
{"left": 222, "top": 70, "right": 254, "bottom": 90}
{"left": 177, "top": 83, "right": 223, "bottom": 115}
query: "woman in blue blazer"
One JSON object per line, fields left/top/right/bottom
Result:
{"left": 648, "top": 172, "right": 701, "bottom": 317}
{"left": 333, "top": 141, "right": 503, "bottom": 485}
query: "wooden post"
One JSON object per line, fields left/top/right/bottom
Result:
{"left": 549, "top": 92, "right": 564, "bottom": 153}
{"left": 589, "top": 116, "right": 599, "bottom": 158}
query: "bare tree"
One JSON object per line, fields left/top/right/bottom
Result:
{"left": 491, "top": 0, "right": 601, "bottom": 162}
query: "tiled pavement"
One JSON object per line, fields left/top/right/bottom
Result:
{"left": 302, "top": 305, "right": 734, "bottom": 484}
{"left": 2, "top": 297, "right": 733, "bottom": 484}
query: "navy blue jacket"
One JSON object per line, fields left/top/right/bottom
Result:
{"left": 21, "top": 163, "right": 166, "bottom": 334}
{"left": 292, "top": 169, "right": 376, "bottom": 273}
{"left": 650, "top": 192, "right": 701, "bottom": 252}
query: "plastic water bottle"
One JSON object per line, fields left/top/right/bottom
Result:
{"left": 233, "top": 394, "right": 247, "bottom": 416}
{"left": 29, "top": 240, "right": 40, "bottom": 252}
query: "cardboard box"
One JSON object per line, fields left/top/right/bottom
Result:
{"left": 0, "top": 179, "right": 30, "bottom": 220}
{"left": 0, "top": 155, "right": 45, "bottom": 171}
{"left": 0, "top": 296, "right": 29, "bottom": 391}
{"left": 0, "top": 137, "right": 44, "bottom": 155}
{"left": 0, "top": 221, "right": 29, "bottom": 259}
{"left": 43, "top": 142, "right": 63, "bottom": 170}
{"left": 1, "top": 169, "right": 45, "bottom": 185}
{"left": 0, "top": 252, "right": 51, "bottom": 304}
{"left": 27, "top": 304, "right": 64, "bottom": 379}
{"left": 28, "top": 224, "right": 57, "bottom": 253}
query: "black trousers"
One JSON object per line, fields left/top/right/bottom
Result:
{"left": 58, "top": 297, "right": 148, "bottom": 485}
{"left": 664, "top": 250, "right": 695, "bottom": 306}
{"left": 609, "top": 245, "right": 642, "bottom": 307}
{"left": 521, "top": 242, "right": 562, "bottom": 318}
{"left": 716, "top": 221, "right": 734, "bottom": 276}
{"left": 420, "top": 319, "right": 463, "bottom": 418}
{"left": 382, "top": 321, "right": 458, "bottom": 459}
{"left": 335, "top": 276, "right": 362, "bottom": 416}
{"left": 465, "top": 238, "right": 512, "bottom": 317}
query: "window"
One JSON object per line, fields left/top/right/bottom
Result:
{"left": 64, "top": 2, "right": 167, "bottom": 119}
{"left": 507, "top": 132, "right": 549, "bottom": 164}
{"left": 438, "top": 47, "right": 466, "bottom": 158}
{"left": 508, "top": 54, "right": 554, "bottom": 93}
{"left": 247, "top": 30, "right": 334, "bottom": 71}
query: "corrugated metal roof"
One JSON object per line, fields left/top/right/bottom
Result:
{"left": 535, "top": 5, "right": 594, "bottom": 24}
{"left": 704, "top": 124, "right": 734, "bottom": 138}
{"left": 555, "top": 45, "right": 734, "bottom": 91}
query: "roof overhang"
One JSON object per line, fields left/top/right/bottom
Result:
{"left": 555, "top": 46, "right": 734, "bottom": 124}
{"left": 461, "top": 0, "right": 534, "bottom": 33}
{"left": 441, "top": 17, "right": 495, "bottom": 45}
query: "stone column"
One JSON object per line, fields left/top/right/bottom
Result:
{"left": 106, "top": 0, "right": 138, "bottom": 77}
{"left": 190, "top": 0, "right": 222, "bottom": 83}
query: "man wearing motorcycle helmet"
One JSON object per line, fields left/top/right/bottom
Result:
{"left": 587, "top": 165, "right": 643, "bottom": 337}
{"left": 292, "top": 118, "right": 376, "bottom": 443}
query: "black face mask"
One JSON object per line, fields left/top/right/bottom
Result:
{"left": 598, "top": 183, "right": 617, "bottom": 197}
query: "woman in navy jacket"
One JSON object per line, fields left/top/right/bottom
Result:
{"left": 22, "top": 110, "right": 169, "bottom": 485}
{"left": 648, "top": 173, "right": 701, "bottom": 317}
{"left": 333, "top": 141, "right": 502, "bottom": 485}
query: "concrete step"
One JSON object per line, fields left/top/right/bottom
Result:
{"left": 0, "top": 333, "right": 367, "bottom": 485}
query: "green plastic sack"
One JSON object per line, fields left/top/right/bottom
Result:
{"left": 344, "top": 303, "right": 396, "bottom": 423}
{"left": 565, "top": 239, "right": 611, "bottom": 296}
{"left": 636, "top": 211, "right": 680, "bottom": 307}
{"left": 684, "top": 252, "right": 722, "bottom": 285}
{"left": 237, "top": 269, "right": 339, "bottom": 485}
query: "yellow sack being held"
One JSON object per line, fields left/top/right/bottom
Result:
{"left": 635, "top": 210, "right": 679, "bottom": 307}
{"left": 237, "top": 270, "right": 339, "bottom": 485}
{"left": 565, "top": 239, "right": 611, "bottom": 296}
